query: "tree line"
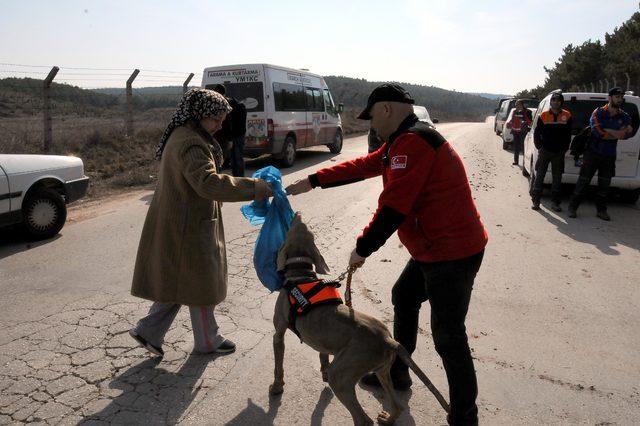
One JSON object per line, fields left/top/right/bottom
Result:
{"left": 517, "top": 11, "right": 640, "bottom": 99}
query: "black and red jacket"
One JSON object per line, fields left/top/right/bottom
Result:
{"left": 533, "top": 109, "right": 573, "bottom": 153}
{"left": 308, "top": 114, "right": 488, "bottom": 263}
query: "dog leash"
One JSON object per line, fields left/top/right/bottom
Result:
{"left": 335, "top": 266, "right": 357, "bottom": 308}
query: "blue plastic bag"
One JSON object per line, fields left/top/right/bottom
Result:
{"left": 241, "top": 166, "right": 295, "bottom": 291}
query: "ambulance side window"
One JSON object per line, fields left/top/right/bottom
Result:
{"left": 273, "top": 83, "right": 306, "bottom": 111}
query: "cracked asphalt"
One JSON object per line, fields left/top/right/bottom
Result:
{"left": 1, "top": 121, "right": 639, "bottom": 425}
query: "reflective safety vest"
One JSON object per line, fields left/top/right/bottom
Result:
{"left": 287, "top": 280, "right": 343, "bottom": 315}
{"left": 285, "top": 279, "right": 343, "bottom": 341}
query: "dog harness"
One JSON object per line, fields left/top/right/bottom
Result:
{"left": 285, "top": 279, "right": 343, "bottom": 341}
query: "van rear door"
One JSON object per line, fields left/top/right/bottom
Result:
{"left": 304, "top": 86, "right": 325, "bottom": 147}
{"left": 617, "top": 102, "right": 640, "bottom": 177}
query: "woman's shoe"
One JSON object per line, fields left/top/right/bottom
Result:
{"left": 129, "top": 329, "right": 164, "bottom": 357}
{"left": 215, "top": 339, "right": 236, "bottom": 354}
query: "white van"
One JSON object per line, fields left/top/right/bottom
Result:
{"left": 523, "top": 92, "right": 640, "bottom": 203}
{"left": 202, "top": 64, "right": 343, "bottom": 167}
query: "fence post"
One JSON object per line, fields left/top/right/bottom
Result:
{"left": 599, "top": 80, "right": 603, "bottom": 93}
{"left": 625, "top": 73, "right": 631, "bottom": 91}
{"left": 125, "top": 69, "right": 140, "bottom": 136}
{"left": 183, "top": 73, "right": 194, "bottom": 94}
{"left": 605, "top": 78, "right": 609, "bottom": 91}
{"left": 591, "top": 82, "right": 595, "bottom": 92}
{"left": 43, "top": 66, "right": 59, "bottom": 153}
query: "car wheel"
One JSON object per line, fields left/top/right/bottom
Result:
{"left": 502, "top": 140, "right": 508, "bottom": 150}
{"left": 279, "top": 137, "right": 296, "bottom": 168}
{"left": 328, "top": 131, "right": 343, "bottom": 154}
{"left": 618, "top": 188, "right": 640, "bottom": 204}
{"left": 22, "top": 188, "right": 67, "bottom": 240}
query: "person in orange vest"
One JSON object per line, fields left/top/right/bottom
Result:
{"left": 530, "top": 92, "right": 573, "bottom": 211}
{"left": 506, "top": 99, "right": 533, "bottom": 165}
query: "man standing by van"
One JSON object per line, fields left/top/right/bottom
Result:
{"left": 286, "top": 84, "right": 488, "bottom": 426}
{"left": 212, "top": 84, "right": 247, "bottom": 177}
{"left": 530, "top": 92, "right": 573, "bottom": 211}
{"left": 568, "top": 87, "right": 633, "bottom": 220}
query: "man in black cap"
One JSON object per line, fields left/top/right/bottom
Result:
{"left": 286, "top": 83, "right": 488, "bottom": 426}
{"left": 568, "top": 87, "right": 633, "bottom": 220}
{"left": 530, "top": 92, "right": 573, "bottom": 211}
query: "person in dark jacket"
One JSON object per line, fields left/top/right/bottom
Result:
{"left": 568, "top": 87, "right": 634, "bottom": 221}
{"left": 285, "top": 84, "right": 488, "bottom": 426}
{"left": 530, "top": 92, "right": 573, "bottom": 211}
{"left": 506, "top": 99, "right": 533, "bottom": 165}
{"left": 212, "top": 84, "right": 248, "bottom": 177}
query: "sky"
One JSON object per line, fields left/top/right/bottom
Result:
{"left": 0, "top": 0, "right": 638, "bottom": 95}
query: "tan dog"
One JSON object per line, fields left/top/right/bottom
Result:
{"left": 269, "top": 213, "right": 448, "bottom": 425}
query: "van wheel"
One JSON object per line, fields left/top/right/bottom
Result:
{"left": 328, "top": 131, "right": 343, "bottom": 154}
{"left": 619, "top": 188, "right": 640, "bottom": 204}
{"left": 22, "top": 188, "right": 67, "bottom": 240}
{"left": 522, "top": 157, "right": 530, "bottom": 177}
{"left": 502, "top": 140, "right": 508, "bottom": 150}
{"left": 280, "top": 137, "right": 296, "bottom": 168}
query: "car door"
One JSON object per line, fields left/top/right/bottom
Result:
{"left": 0, "top": 163, "right": 11, "bottom": 214}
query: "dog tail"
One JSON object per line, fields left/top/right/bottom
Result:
{"left": 395, "top": 343, "right": 450, "bottom": 414}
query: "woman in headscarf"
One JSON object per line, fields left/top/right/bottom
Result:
{"left": 129, "top": 88, "right": 271, "bottom": 356}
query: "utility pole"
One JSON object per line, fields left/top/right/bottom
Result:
{"left": 125, "top": 69, "right": 140, "bottom": 137}
{"left": 43, "top": 66, "right": 59, "bottom": 153}
{"left": 183, "top": 73, "right": 194, "bottom": 94}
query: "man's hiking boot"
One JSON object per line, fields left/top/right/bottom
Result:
{"left": 597, "top": 211, "right": 611, "bottom": 221}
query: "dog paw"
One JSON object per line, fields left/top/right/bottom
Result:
{"left": 269, "top": 383, "right": 284, "bottom": 395}
{"left": 376, "top": 410, "right": 396, "bottom": 425}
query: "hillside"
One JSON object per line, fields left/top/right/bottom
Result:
{"left": 0, "top": 76, "right": 495, "bottom": 122}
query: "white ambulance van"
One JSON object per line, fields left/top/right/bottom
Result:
{"left": 202, "top": 64, "right": 343, "bottom": 167}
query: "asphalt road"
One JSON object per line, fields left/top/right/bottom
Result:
{"left": 1, "top": 120, "right": 639, "bottom": 425}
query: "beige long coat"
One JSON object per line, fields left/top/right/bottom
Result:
{"left": 131, "top": 124, "right": 258, "bottom": 306}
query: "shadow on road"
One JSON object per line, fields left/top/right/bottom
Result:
{"left": 81, "top": 353, "right": 226, "bottom": 424}
{"left": 0, "top": 228, "right": 61, "bottom": 260}
{"left": 360, "top": 385, "right": 416, "bottom": 425}
{"left": 310, "top": 386, "right": 334, "bottom": 426}
{"left": 536, "top": 199, "right": 640, "bottom": 255}
{"left": 224, "top": 396, "right": 281, "bottom": 425}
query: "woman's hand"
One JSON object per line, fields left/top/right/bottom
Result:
{"left": 254, "top": 179, "right": 273, "bottom": 201}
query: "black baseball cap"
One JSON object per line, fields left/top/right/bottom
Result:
{"left": 608, "top": 87, "right": 623, "bottom": 96}
{"left": 357, "top": 84, "right": 415, "bottom": 120}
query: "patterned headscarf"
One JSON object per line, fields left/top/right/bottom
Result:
{"left": 155, "top": 88, "right": 232, "bottom": 164}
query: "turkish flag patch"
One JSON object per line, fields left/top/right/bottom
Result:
{"left": 390, "top": 155, "right": 408, "bottom": 169}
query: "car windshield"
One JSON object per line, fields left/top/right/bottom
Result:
{"left": 509, "top": 99, "right": 539, "bottom": 110}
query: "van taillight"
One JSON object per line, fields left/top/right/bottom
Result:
{"left": 267, "top": 119, "right": 274, "bottom": 138}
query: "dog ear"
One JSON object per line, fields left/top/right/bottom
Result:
{"left": 310, "top": 243, "right": 330, "bottom": 275}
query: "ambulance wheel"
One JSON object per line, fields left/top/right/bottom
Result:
{"left": 280, "top": 137, "right": 296, "bottom": 168}
{"left": 328, "top": 131, "right": 343, "bottom": 154}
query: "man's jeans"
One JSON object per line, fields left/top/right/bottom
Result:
{"left": 513, "top": 131, "right": 526, "bottom": 164}
{"left": 391, "top": 250, "right": 484, "bottom": 426}
{"left": 531, "top": 149, "right": 565, "bottom": 204}
{"left": 569, "top": 151, "right": 616, "bottom": 212}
